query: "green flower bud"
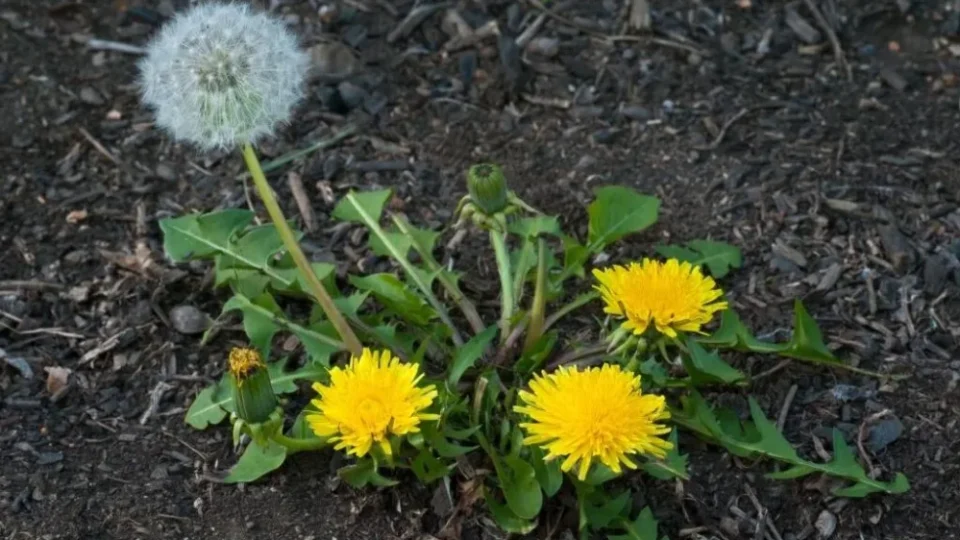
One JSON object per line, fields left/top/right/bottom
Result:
{"left": 467, "top": 163, "right": 509, "bottom": 215}
{"left": 228, "top": 347, "right": 278, "bottom": 424}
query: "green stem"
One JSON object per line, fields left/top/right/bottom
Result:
{"left": 271, "top": 432, "right": 327, "bottom": 454}
{"left": 242, "top": 144, "right": 363, "bottom": 356}
{"left": 490, "top": 229, "right": 514, "bottom": 341}
{"left": 512, "top": 239, "right": 532, "bottom": 306}
{"left": 543, "top": 292, "right": 598, "bottom": 331}
{"left": 546, "top": 343, "right": 608, "bottom": 370}
{"left": 523, "top": 238, "right": 548, "bottom": 354}
{"left": 346, "top": 193, "right": 464, "bottom": 347}
{"left": 573, "top": 480, "right": 591, "bottom": 540}
{"left": 392, "top": 215, "right": 485, "bottom": 335}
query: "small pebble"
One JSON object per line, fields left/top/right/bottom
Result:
{"left": 525, "top": 36, "right": 559, "bottom": 58}
{"left": 309, "top": 43, "right": 361, "bottom": 79}
{"left": 36, "top": 451, "right": 64, "bottom": 466}
{"left": 337, "top": 81, "right": 367, "bottom": 109}
{"left": 156, "top": 163, "right": 177, "bottom": 181}
{"left": 2, "top": 351, "right": 33, "bottom": 379}
{"left": 815, "top": 510, "right": 837, "bottom": 538}
{"left": 169, "top": 305, "right": 210, "bottom": 335}
{"left": 79, "top": 87, "right": 105, "bottom": 106}
{"left": 619, "top": 104, "right": 651, "bottom": 121}
{"left": 866, "top": 416, "right": 904, "bottom": 452}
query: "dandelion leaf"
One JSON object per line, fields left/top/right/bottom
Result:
{"left": 608, "top": 507, "right": 660, "bottom": 540}
{"left": 333, "top": 189, "right": 392, "bottom": 224}
{"left": 588, "top": 186, "right": 660, "bottom": 249}
{"left": 655, "top": 239, "right": 742, "bottom": 278}
{"left": 677, "top": 393, "right": 909, "bottom": 498}
{"left": 349, "top": 273, "right": 437, "bottom": 326}
{"left": 682, "top": 339, "right": 746, "bottom": 384}
{"left": 643, "top": 430, "right": 689, "bottom": 480}
{"left": 225, "top": 440, "right": 287, "bottom": 484}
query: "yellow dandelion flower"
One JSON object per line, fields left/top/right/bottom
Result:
{"left": 514, "top": 364, "right": 671, "bottom": 481}
{"left": 307, "top": 349, "right": 439, "bottom": 458}
{"left": 593, "top": 258, "right": 728, "bottom": 338}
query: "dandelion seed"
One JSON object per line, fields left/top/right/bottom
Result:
{"left": 139, "top": 2, "right": 309, "bottom": 150}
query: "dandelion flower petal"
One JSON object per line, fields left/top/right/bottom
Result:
{"left": 593, "top": 258, "right": 728, "bottom": 337}
{"left": 306, "top": 348, "right": 438, "bottom": 458}
{"left": 514, "top": 364, "right": 672, "bottom": 481}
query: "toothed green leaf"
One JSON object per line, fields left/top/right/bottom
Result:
{"left": 674, "top": 393, "right": 909, "bottom": 498}
{"left": 643, "top": 430, "right": 689, "bottom": 480}
{"left": 655, "top": 239, "right": 742, "bottom": 278}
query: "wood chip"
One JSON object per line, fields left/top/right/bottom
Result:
{"left": 287, "top": 171, "right": 317, "bottom": 232}
{"left": 772, "top": 240, "right": 808, "bottom": 268}
{"left": 815, "top": 262, "right": 843, "bottom": 291}
{"left": 877, "top": 223, "right": 915, "bottom": 273}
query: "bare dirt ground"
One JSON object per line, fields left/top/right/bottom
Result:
{"left": 1, "top": 1, "right": 959, "bottom": 539}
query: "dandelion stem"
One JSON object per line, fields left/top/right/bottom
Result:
{"left": 392, "top": 215, "right": 485, "bottom": 335}
{"left": 346, "top": 193, "right": 464, "bottom": 347}
{"left": 543, "top": 292, "right": 599, "bottom": 332}
{"left": 523, "top": 238, "right": 548, "bottom": 354}
{"left": 490, "top": 229, "right": 514, "bottom": 342}
{"left": 241, "top": 143, "right": 363, "bottom": 356}
{"left": 271, "top": 432, "right": 327, "bottom": 454}
{"left": 512, "top": 239, "right": 532, "bottom": 304}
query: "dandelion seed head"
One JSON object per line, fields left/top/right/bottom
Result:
{"left": 139, "top": 2, "right": 309, "bottom": 150}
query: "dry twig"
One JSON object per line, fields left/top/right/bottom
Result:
{"left": 801, "top": 0, "right": 852, "bottom": 82}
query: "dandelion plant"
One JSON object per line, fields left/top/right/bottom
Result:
{"left": 146, "top": 4, "right": 910, "bottom": 538}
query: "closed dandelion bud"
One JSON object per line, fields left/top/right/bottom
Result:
{"left": 467, "top": 163, "right": 509, "bottom": 215}
{"left": 139, "top": 3, "right": 309, "bottom": 151}
{"left": 228, "top": 347, "right": 278, "bottom": 425}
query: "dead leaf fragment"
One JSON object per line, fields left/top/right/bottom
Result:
{"left": 66, "top": 209, "right": 88, "bottom": 224}
{"left": 44, "top": 366, "right": 73, "bottom": 398}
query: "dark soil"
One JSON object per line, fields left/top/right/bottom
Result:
{"left": 2, "top": 0, "right": 959, "bottom": 539}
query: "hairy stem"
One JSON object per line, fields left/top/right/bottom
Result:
{"left": 490, "top": 229, "right": 514, "bottom": 341}
{"left": 242, "top": 143, "right": 363, "bottom": 356}
{"left": 523, "top": 238, "right": 548, "bottom": 354}
{"left": 392, "top": 215, "right": 485, "bottom": 335}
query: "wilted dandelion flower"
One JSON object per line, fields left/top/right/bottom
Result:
{"left": 593, "top": 258, "right": 728, "bottom": 338}
{"left": 306, "top": 349, "right": 439, "bottom": 458}
{"left": 227, "top": 347, "right": 278, "bottom": 424}
{"left": 515, "top": 364, "right": 672, "bottom": 481}
{"left": 139, "top": 2, "right": 309, "bottom": 150}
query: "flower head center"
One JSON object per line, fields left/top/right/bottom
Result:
{"left": 228, "top": 347, "right": 264, "bottom": 383}
{"left": 356, "top": 396, "right": 392, "bottom": 433}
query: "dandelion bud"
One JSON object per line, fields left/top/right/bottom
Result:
{"left": 139, "top": 3, "right": 309, "bottom": 150}
{"left": 228, "top": 347, "right": 278, "bottom": 425}
{"left": 467, "top": 163, "right": 509, "bottom": 215}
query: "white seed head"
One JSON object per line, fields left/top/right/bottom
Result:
{"left": 139, "top": 2, "right": 309, "bottom": 150}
